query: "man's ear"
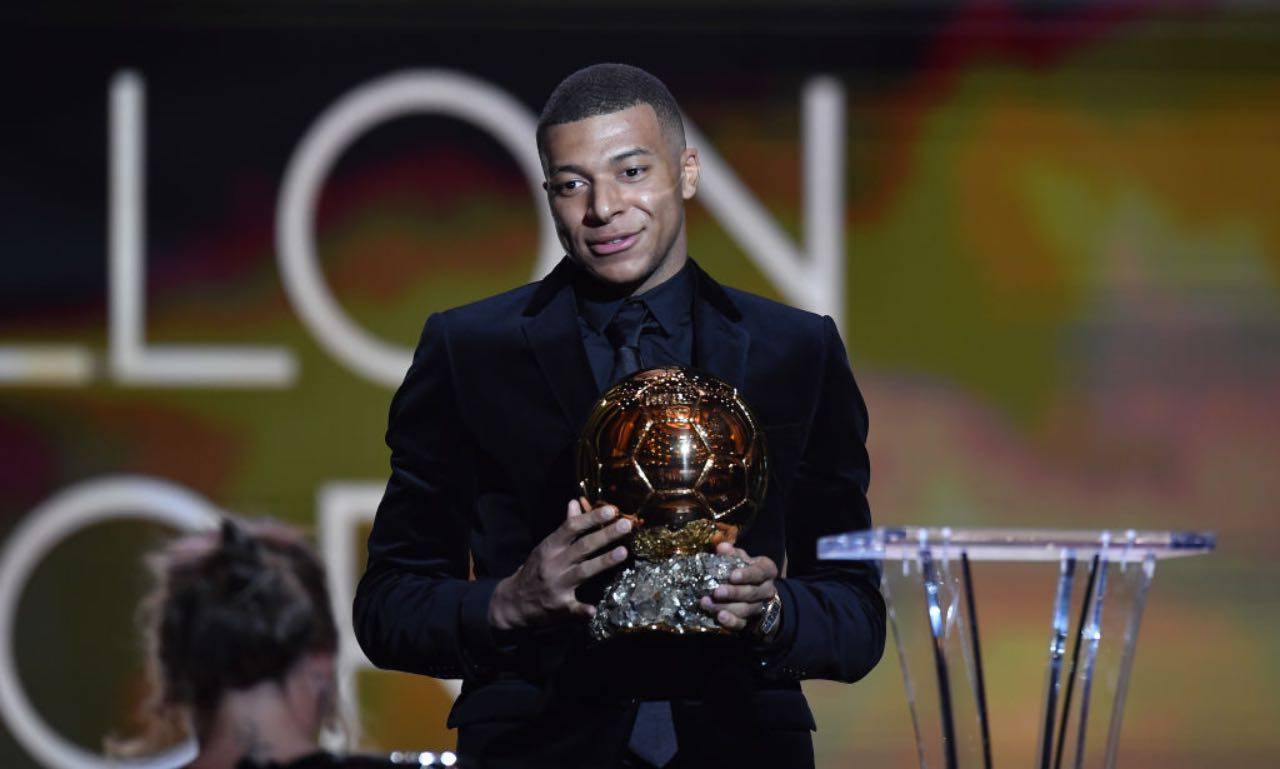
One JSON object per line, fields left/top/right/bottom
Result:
{"left": 679, "top": 148, "right": 700, "bottom": 200}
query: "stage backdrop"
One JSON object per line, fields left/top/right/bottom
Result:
{"left": 1, "top": 2, "right": 1276, "bottom": 767}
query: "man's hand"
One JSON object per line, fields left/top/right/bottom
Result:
{"left": 700, "top": 542, "right": 781, "bottom": 637}
{"left": 487, "top": 498, "right": 631, "bottom": 631}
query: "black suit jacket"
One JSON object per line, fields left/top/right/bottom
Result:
{"left": 354, "top": 259, "right": 886, "bottom": 768}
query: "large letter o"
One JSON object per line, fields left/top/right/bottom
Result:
{"left": 277, "top": 70, "right": 561, "bottom": 387}
{"left": 0, "top": 477, "right": 223, "bottom": 769}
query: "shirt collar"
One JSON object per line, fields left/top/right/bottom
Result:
{"left": 574, "top": 259, "right": 696, "bottom": 335}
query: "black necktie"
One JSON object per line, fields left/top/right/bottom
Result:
{"left": 607, "top": 300, "right": 679, "bottom": 765}
{"left": 605, "top": 299, "right": 652, "bottom": 384}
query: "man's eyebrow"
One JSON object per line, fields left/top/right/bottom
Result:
{"left": 610, "top": 146, "right": 655, "bottom": 163}
{"left": 548, "top": 147, "right": 656, "bottom": 177}
{"left": 548, "top": 162, "right": 590, "bottom": 177}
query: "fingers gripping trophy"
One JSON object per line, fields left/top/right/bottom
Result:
{"left": 577, "top": 366, "right": 768, "bottom": 640}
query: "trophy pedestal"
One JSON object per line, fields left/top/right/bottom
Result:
{"left": 819, "top": 527, "right": 1214, "bottom": 769}
{"left": 591, "top": 552, "right": 750, "bottom": 641}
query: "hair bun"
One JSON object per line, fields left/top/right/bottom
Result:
{"left": 219, "top": 518, "right": 261, "bottom": 561}
{"left": 217, "top": 518, "right": 266, "bottom": 593}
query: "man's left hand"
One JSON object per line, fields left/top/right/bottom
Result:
{"left": 700, "top": 542, "right": 780, "bottom": 636}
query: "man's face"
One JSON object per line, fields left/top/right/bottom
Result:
{"left": 541, "top": 103, "right": 699, "bottom": 292}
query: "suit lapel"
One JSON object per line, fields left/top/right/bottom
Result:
{"left": 692, "top": 263, "right": 750, "bottom": 390}
{"left": 521, "top": 263, "right": 600, "bottom": 434}
{"left": 521, "top": 258, "right": 750, "bottom": 432}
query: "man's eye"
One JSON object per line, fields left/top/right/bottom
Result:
{"left": 557, "top": 180, "right": 584, "bottom": 194}
{"left": 623, "top": 166, "right": 648, "bottom": 179}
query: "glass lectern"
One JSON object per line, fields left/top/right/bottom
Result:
{"left": 818, "top": 527, "right": 1215, "bottom": 769}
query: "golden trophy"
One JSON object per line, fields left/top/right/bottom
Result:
{"left": 577, "top": 367, "right": 767, "bottom": 640}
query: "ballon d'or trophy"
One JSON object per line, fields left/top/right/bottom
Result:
{"left": 578, "top": 367, "right": 767, "bottom": 640}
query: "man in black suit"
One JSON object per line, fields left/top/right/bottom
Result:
{"left": 354, "top": 63, "right": 885, "bottom": 768}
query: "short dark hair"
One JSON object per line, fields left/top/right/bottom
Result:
{"left": 536, "top": 63, "right": 686, "bottom": 163}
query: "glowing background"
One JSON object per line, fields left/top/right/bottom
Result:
{"left": 1, "top": 3, "right": 1276, "bottom": 767}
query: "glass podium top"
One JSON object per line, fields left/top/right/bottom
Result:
{"left": 818, "top": 526, "right": 1216, "bottom": 563}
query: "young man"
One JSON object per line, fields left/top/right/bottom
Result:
{"left": 355, "top": 63, "right": 885, "bottom": 768}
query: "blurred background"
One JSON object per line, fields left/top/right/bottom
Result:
{"left": 1, "top": 1, "right": 1276, "bottom": 767}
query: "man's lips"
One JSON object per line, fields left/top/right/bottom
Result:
{"left": 587, "top": 231, "right": 641, "bottom": 256}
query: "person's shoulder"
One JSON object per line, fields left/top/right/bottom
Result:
{"left": 416, "top": 280, "right": 544, "bottom": 352}
{"left": 720, "top": 285, "right": 828, "bottom": 337}
{"left": 436, "top": 280, "right": 541, "bottom": 330}
{"left": 713, "top": 284, "right": 846, "bottom": 371}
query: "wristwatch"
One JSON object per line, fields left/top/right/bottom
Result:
{"left": 750, "top": 593, "right": 783, "bottom": 641}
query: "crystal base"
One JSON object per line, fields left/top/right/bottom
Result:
{"left": 590, "top": 552, "right": 750, "bottom": 641}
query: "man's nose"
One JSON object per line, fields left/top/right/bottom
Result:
{"left": 588, "top": 180, "right": 623, "bottom": 223}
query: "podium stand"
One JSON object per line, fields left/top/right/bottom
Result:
{"left": 818, "top": 527, "right": 1214, "bottom": 769}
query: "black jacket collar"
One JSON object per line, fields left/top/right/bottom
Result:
{"left": 521, "top": 257, "right": 749, "bottom": 432}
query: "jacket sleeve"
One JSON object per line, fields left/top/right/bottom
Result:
{"left": 353, "top": 313, "right": 515, "bottom": 680}
{"left": 764, "top": 315, "right": 887, "bottom": 683}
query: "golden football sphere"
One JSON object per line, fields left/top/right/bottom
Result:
{"left": 576, "top": 367, "right": 767, "bottom": 559}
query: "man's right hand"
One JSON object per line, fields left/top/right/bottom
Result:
{"left": 487, "top": 498, "right": 631, "bottom": 631}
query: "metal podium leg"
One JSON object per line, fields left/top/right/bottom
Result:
{"left": 1101, "top": 554, "right": 1156, "bottom": 769}
{"left": 1052, "top": 554, "right": 1105, "bottom": 769}
{"left": 883, "top": 555, "right": 932, "bottom": 769}
{"left": 1038, "top": 554, "right": 1078, "bottom": 769}
{"left": 1038, "top": 546, "right": 1158, "bottom": 769}
{"left": 882, "top": 539, "right": 992, "bottom": 769}
{"left": 885, "top": 557, "right": 926, "bottom": 767}
{"left": 960, "top": 553, "right": 993, "bottom": 769}
{"left": 921, "top": 550, "right": 958, "bottom": 769}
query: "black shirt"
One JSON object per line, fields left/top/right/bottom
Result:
{"left": 573, "top": 259, "right": 697, "bottom": 392}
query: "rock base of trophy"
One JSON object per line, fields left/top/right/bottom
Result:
{"left": 590, "top": 552, "right": 751, "bottom": 642}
